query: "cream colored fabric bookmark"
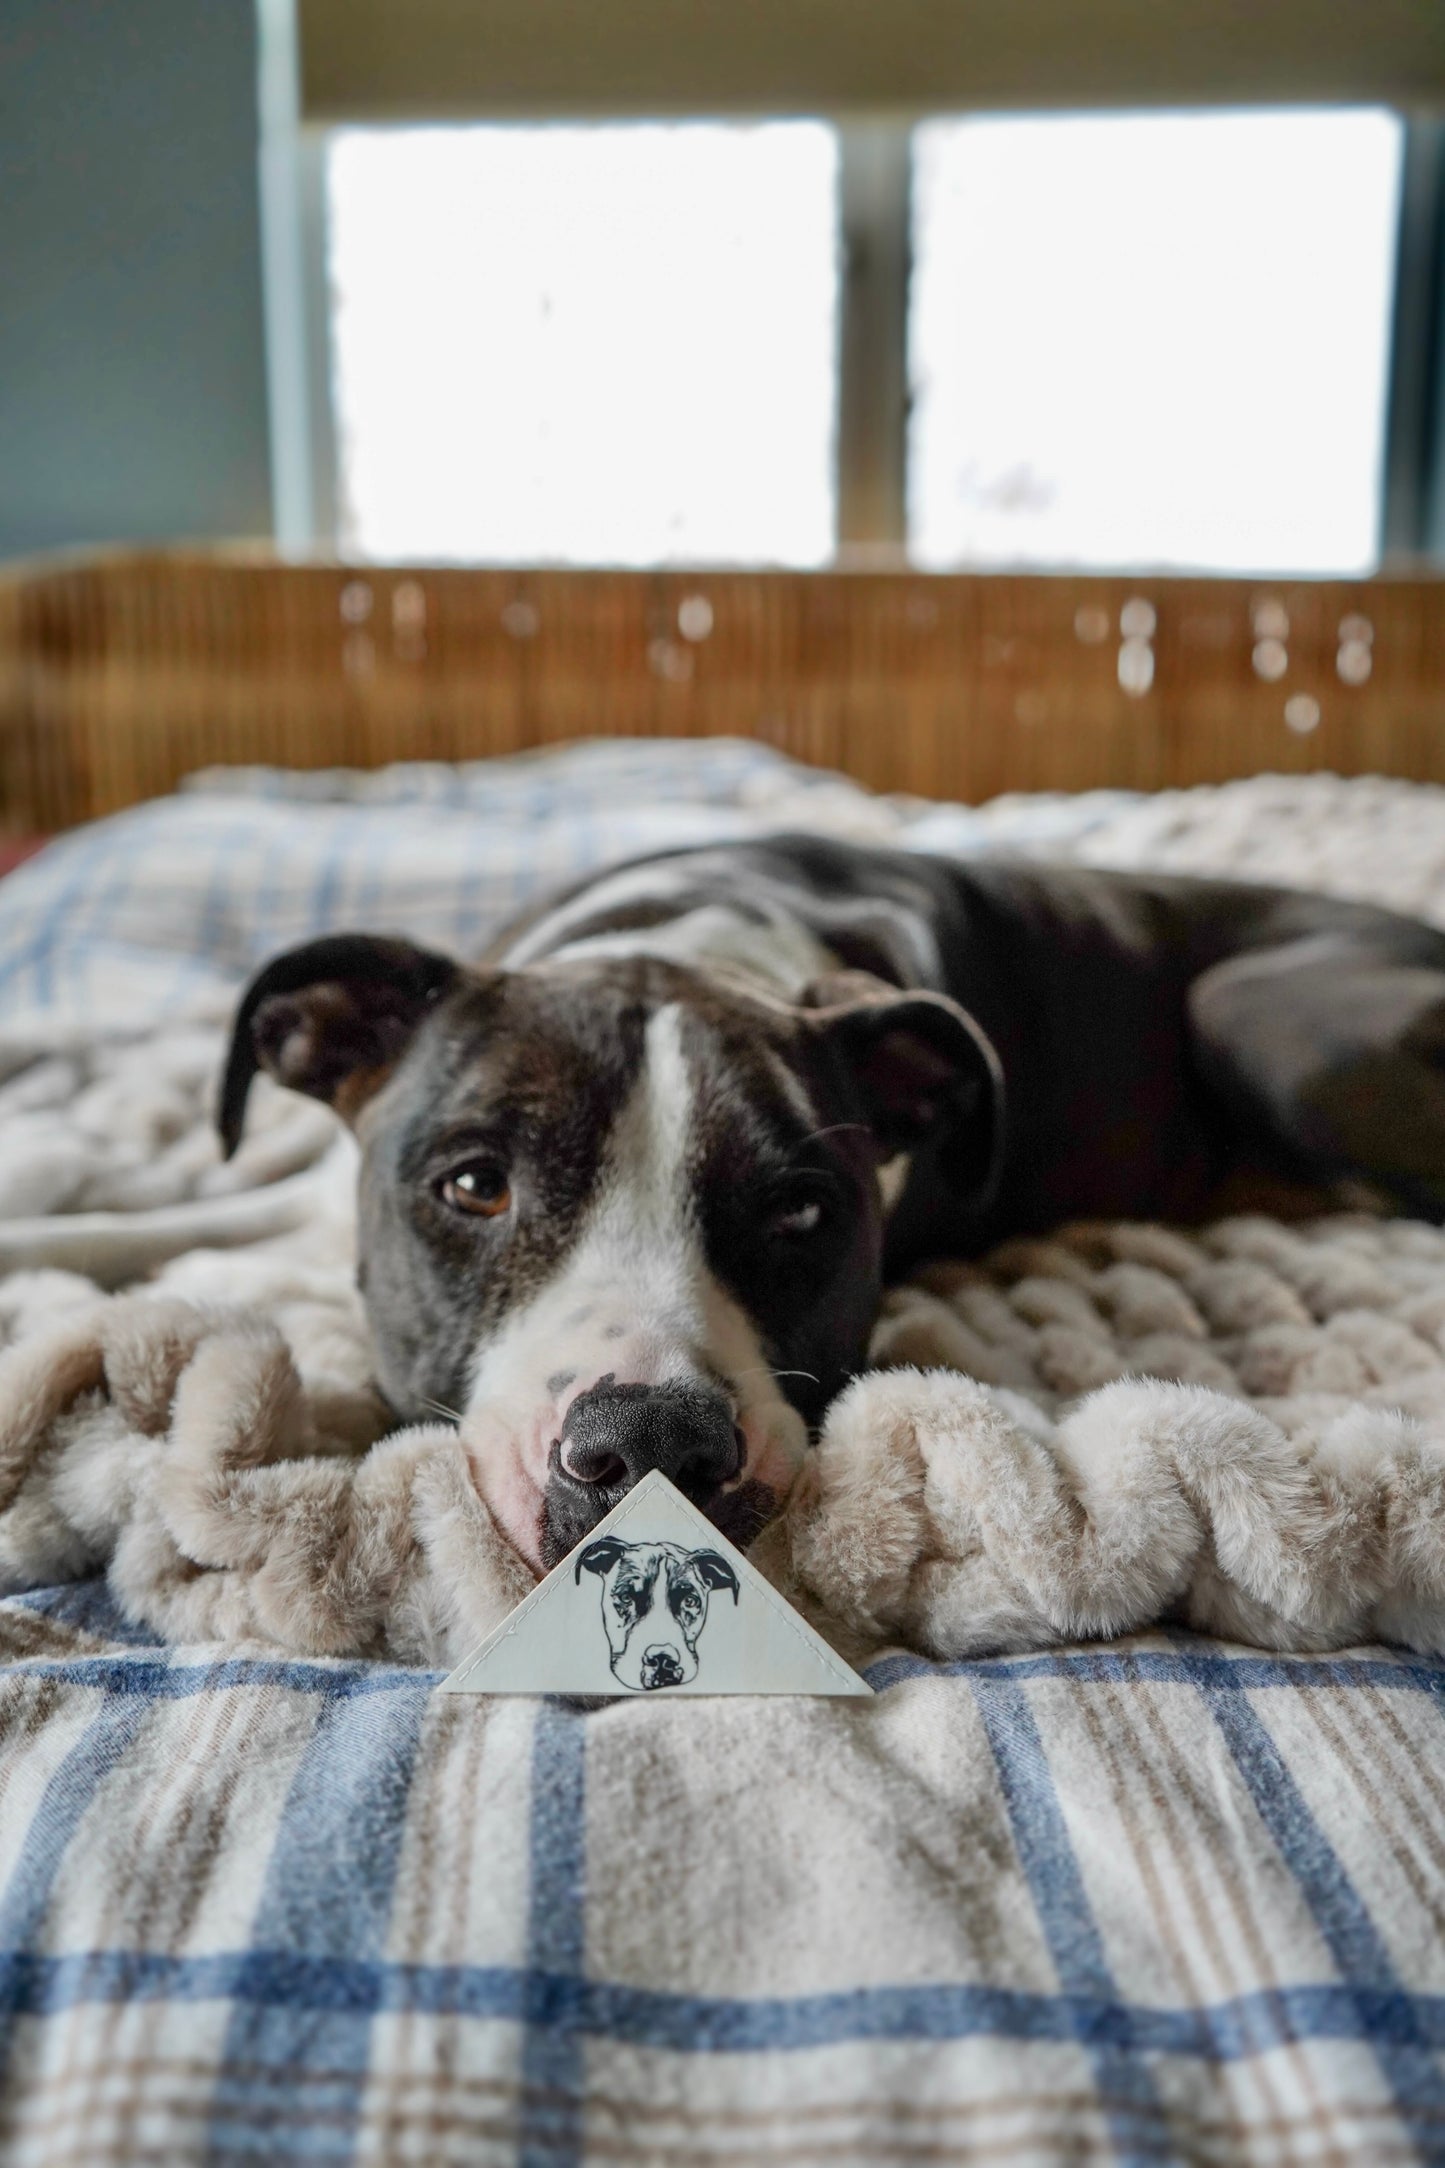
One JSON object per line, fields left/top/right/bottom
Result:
{"left": 440, "top": 1468, "right": 872, "bottom": 1699}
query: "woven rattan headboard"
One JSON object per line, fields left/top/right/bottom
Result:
{"left": 1, "top": 550, "right": 1443, "bottom": 832}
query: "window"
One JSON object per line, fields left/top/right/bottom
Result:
{"left": 313, "top": 107, "right": 1409, "bottom": 575}
{"left": 327, "top": 122, "right": 839, "bottom": 566}
{"left": 908, "top": 109, "right": 1405, "bottom": 574}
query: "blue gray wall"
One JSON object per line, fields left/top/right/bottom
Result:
{"left": 0, "top": 0, "right": 274, "bottom": 560}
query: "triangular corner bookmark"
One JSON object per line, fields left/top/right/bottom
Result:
{"left": 439, "top": 1469, "right": 872, "bottom": 1699}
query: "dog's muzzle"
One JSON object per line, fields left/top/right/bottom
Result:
{"left": 541, "top": 1377, "right": 742, "bottom": 1564}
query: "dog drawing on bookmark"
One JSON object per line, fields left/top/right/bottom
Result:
{"left": 577, "top": 1536, "right": 740, "bottom": 1691}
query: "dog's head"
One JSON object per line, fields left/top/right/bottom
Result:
{"left": 219, "top": 934, "right": 1000, "bottom": 1572}
{"left": 576, "top": 1535, "right": 738, "bottom": 1690}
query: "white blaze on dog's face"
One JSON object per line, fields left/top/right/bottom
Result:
{"left": 577, "top": 1536, "right": 739, "bottom": 1691}
{"left": 458, "top": 1002, "right": 814, "bottom": 1569}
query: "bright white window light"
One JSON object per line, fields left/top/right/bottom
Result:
{"left": 327, "top": 122, "right": 839, "bottom": 566}
{"left": 909, "top": 110, "right": 1404, "bottom": 575}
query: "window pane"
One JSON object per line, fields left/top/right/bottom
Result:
{"left": 909, "top": 110, "right": 1404, "bottom": 575}
{"left": 327, "top": 122, "right": 839, "bottom": 566}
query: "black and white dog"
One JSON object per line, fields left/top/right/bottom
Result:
{"left": 221, "top": 835, "right": 1445, "bottom": 1573}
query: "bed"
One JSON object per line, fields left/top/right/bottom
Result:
{"left": 4, "top": 552, "right": 1445, "bottom": 2166}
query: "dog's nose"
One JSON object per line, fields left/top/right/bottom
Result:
{"left": 545, "top": 1378, "right": 745, "bottom": 1569}
{"left": 558, "top": 1378, "right": 741, "bottom": 1503}
{"left": 542, "top": 1377, "right": 743, "bottom": 1565}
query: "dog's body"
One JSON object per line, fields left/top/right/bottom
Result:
{"left": 222, "top": 836, "right": 1445, "bottom": 1572}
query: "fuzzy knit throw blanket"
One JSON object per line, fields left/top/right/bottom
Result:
{"left": 10, "top": 761, "right": 1445, "bottom": 1664}
{"left": 6, "top": 1207, "right": 1445, "bottom": 1668}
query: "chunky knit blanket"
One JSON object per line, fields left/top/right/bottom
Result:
{"left": 10, "top": 758, "right": 1445, "bottom": 1666}
{"left": 6, "top": 1212, "right": 1445, "bottom": 1670}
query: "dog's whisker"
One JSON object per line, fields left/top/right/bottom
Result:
{"left": 420, "top": 1395, "right": 463, "bottom": 1425}
{"left": 730, "top": 1363, "right": 822, "bottom": 1388}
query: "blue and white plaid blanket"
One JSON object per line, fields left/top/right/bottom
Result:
{"left": 7, "top": 1582, "right": 1445, "bottom": 2164}
{"left": 0, "top": 736, "right": 1137, "bottom": 1044}
{"left": 4, "top": 742, "right": 1445, "bottom": 2164}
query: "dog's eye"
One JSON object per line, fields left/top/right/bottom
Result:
{"left": 438, "top": 1160, "right": 512, "bottom": 1218}
{"left": 765, "top": 1183, "right": 831, "bottom": 1241}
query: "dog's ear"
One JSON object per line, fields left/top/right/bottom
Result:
{"left": 218, "top": 933, "right": 460, "bottom": 1158}
{"left": 803, "top": 974, "right": 1005, "bottom": 1206}
{"left": 576, "top": 1536, "right": 629, "bottom": 1583}
{"left": 688, "top": 1551, "right": 740, "bottom": 1603}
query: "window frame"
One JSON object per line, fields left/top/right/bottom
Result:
{"left": 296, "top": 0, "right": 1445, "bottom": 121}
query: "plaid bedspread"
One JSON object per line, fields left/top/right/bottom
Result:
{"left": 0, "top": 736, "right": 1131, "bottom": 1044}
{"left": 6, "top": 742, "right": 1445, "bottom": 2162}
{"left": 6, "top": 1583, "right": 1445, "bottom": 2165}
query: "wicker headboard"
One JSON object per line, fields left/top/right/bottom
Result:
{"left": 1, "top": 550, "right": 1443, "bottom": 832}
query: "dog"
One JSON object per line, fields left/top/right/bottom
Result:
{"left": 576, "top": 1532, "right": 739, "bottom": 1690}
{"left": 220, "top": 832, "right": 1445, "bottom": 1573}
